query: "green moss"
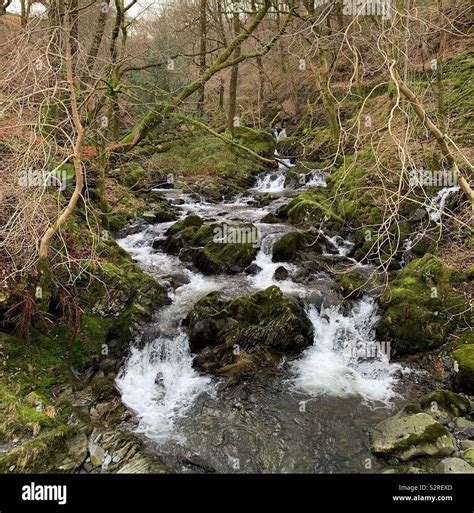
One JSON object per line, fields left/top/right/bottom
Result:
{"left": 453, "top": 345, "right": 474, "bottom": 394}
{"left": 272, "top": 231, "right": 308, "bottom": 262}
{"left": 420, "top": 390, "right": 470, "bottom": 416}
{"left": 0, "top": 425, "right": 83, "bottom": 473}
{"left": 377, "top": 254, "right": 470, "bottom": 354}
{"left": 391, "top": 422, "right": 451, "bottom": 455}
{"left": 334, "top": 271, "right": 366, "bottom": 299}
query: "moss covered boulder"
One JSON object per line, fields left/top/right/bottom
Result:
{"left": 376, "top": 254, "right": 470, "bottom": 355}
{"left": 0, "top": 426, "right": 88, "bottom": 473}
{"left": 163, "top": 216, "right": 259, "bottom": 274}
{"left": 272, "top": 231, "right": 310, "bottom": 262}
{"left": 453, "top": 345, "right": 474, "bottom": 394}
{"left": 184, "top": 286, "right": 313, "bottom": 375}
{"left": 369, "top": 413, "right": 457, "bottom": 461}
{"left": 420, "top": 390, "right": 471, "bottom": 423}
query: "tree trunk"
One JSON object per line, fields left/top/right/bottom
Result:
{"left": 197, "top": 0, "right": 207, "bottom": 116}
{"left": 227, "top": 0, "right": 242, "bottom": 134}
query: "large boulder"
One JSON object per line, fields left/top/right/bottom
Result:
{"left": 376, "top": 254, "right": 470, "bottom": 355}
{"left": 184, "top": 286, "right": 313, "bottom": 375}
{"left": 453, "top": 344, "right": 474, "bottom": 394}
{"left": 434, "top": 457, "right": 474, "bottom": 474}
{"left": 420, "top": 389, "right": 471, "bottom": 423}
{"left": 272, "top": 231, "right": 310, "bottom": 262}
{"left": 369, "top": 413, "right": 457, "bottom": 462}
{"left": 163, "top": 216, "right": 259, "bottom": 274}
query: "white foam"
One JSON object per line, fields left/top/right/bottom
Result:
{"left": 291, "top": 299, "right": 404, "bottom": 406}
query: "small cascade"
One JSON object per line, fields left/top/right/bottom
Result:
{"left": 427, "top": 185, "right": 460, "bottom": 223}
{"left": 248, "top": 233, "right": 305, "bottom": 294}
{"left": 291, "top": 300, "right": 404, "bottom": 405}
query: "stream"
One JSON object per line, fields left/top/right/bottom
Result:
{"left": 114, "top": 133, "right": 456, "bottom": 474}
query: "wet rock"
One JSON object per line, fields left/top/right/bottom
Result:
{"left": 89, "top": 440, "right": 106, "bottom": 467}
{"left": 419, "top": 390, "right": 471, "bottom": 423}
{"left": 376, "top": 254, "right": 470, "bottom": 355}
{"left": 462, "top": 448, "right": 474, "bottom": 465}
{"left": 369, "top": 413, "right": 456, "bottom": 461}
{"left": 452, "top": 345, "right": 474, "bottom": 394}
{"left": 152, "top": 239, "right": 164, "bottom": 250}
{"left": 272, "top": 231, "right": 310, "bottom": 262}
{"left": 454, "top": 417, "right": 474, "bottom": 430}
{"left": 274, "top": 266, "right": 289, "bottom": 281}
{"left": 185, "top": 286, "right": 313, "bottom": 375}
{"left": 0, "top": 427, "right": 88, "bottom": 473}
{"left": 260, "top": 213, "right": 280, "bottom": 224}
{"left": 383, "top": 466, "right": 431, "bottom": 474}
{"left": 333, "top": 271, "right": 366, "bottom": 300}
{"left": 434, "top": 457, "right": 474, "bottom": 473}
{"left": 163, "top": 216, "right": 259, "bottom": 274}
{"left": 244, "top": 263, "right": 262, "bottom": 275}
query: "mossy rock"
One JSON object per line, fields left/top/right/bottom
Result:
{"left": 272, "top": 231, "right": 309, "bottom": 262}
{"left": 185, "top": 286, "right": 313, "bottom": 375}
{"left": 453, "top": 345, "right": 474, "bottom": 394}
{"left": 117, "top": 162, "right": 147, "bottom": 190}
{"left": 334, "top": 271, "right": 367, "bottom": 299}
{"left": 376, "top": 254, "right": 470, "bottom": 355}
{"left": 193, "top": 240, "right": 258, "bottom": 275}
{"left": 233, "top": 126, "right": 275, "bottom": 157}
{"left": 370, "top": 413, "right": 457, "bottom": 462}
{"left": 0, "top": 426, "right": 87, "bottom": 473}
{"left": 420, "top": 390, "right": 471, "bottom": 421}
{"left": 278, "top": 187, "right": 342, "bottom": 226}
{"left": 164, "top": 217, "right": 259, "bottom": 273}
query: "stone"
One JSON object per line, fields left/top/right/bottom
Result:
{"left": 462, "top": 448, "right": 474, "bottom": 465}
{"left": 244, "top": 263, "right": 262, "bottom": 275}
{"left": 185, "top": 286, "right": 313, "bottom": 375}
{"left": 369, "top": 413, "right": 457, "bottom": 461}
{"left": 89, "top": 441, "right": 105, "bottom": 467}
{"left": 452, "top": 345, "right": 474, "bottom": 394}
{"left": 274, "top": 266, "right": 289, "bottom": 281}
{"left": 420, "top": 390, "right": 471, "bottom": 423}
{"left": 454, "top": 417, "right": 474, "bottom": 430}
{"left": 434, "top": 457, "right": 474, "bottom": 474}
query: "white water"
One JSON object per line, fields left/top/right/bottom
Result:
{"left": 253, "top": 170, "right": 287, "bottom": 193}
{"left": 291, "top": 299, "right": 404, "bottom": 406}
{"left": 249, "top": 233, "right": 306, "bottom": 295}
{"left": 427, "top": 185, "right": 460, "bottom": 223}
{"left": 117, "top": 330, "right": 215, "bottom": 443}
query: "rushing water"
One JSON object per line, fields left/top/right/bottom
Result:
{"left": 116, "top": 130, "right": 417, "bottom": 473}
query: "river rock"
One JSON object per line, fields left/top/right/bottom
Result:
{"left": 420, "top": 390, "right": 471, "bottom": 424}
{"left": 434, "top": 457, "right": 474, "bottom": 473}
{"left": 376, "top": 254, "right": 470, "bottom": 355}
{"left": 274, "top": 266, "right": 289, "bottom": 281}
{"left": 163, "top": 216, "right": 259, "bottom": 273}
{"left": 244, "top": 263, "right": 262, "bottom": 275}
{"left": 462, "top": 448, "right": 474, "bottom": 465}
{"left": 452, "top": 344, "right": 474, "bottom": 394}
{"left": 272, "top": 231, "right": 310, "bottom": 262}
{"left": 184, "top": 286, "right": 313, "bottom": 375}
{"left": 260, "top": 212, "right": 280, "bottom": 224}
{"left": 369, "top": 413, "right": 457, "bottom": 461}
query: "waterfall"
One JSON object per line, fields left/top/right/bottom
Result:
{"left": 291, "top": 300, "right": 404, "bottom": 405}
